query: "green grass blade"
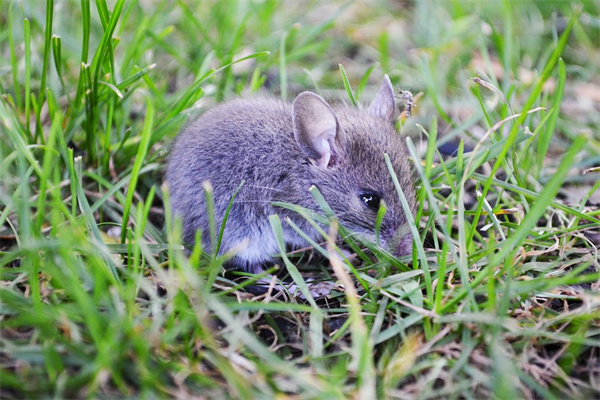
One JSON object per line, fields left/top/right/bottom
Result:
{"left": 35, "top": 0, "right": 54, "bottom": 140}
{"left": 537, "top": 58, "right": 566, "bottom": 173}
{"left": 215, "top": 181, "right": 244, "bottom": 256}
{"left": 280, "top": 31, "right": 288, "bottom": 100}
{"left": 8, "top": 3, "right": 22, "bottom": 110}
{"left": 339, "top": 63, "right": 357, "bottom": 106}
{"left": 355, "top": 64, "right": 377, "bottom": 101}
{"left": 23, "top": 18, "right": 32, "bottom": 142}
{"left": 74, "top": 0, "right": 91, "bottom": 108}
{"left": 35, "top": 112, "right": 62, "bottom": 232}
{"left": 116, "top": 63, "right": 157, "bottom": 90}
{"left": 120, "top": 99, "right": 154, "bottom": 243}
{"left": 51, "top": 35, "right": 73, "bottom": 106}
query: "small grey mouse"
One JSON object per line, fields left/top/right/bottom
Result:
{"left": 166, "top": 75, "right": 416, "bottom": 274}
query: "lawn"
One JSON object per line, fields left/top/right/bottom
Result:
{"left": 1, "top": 0, "right": 599, "bottom": 398}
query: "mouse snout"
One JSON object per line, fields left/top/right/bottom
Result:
{"left": 392, "top": 233, "right": 413, "bottom": 256}
{"left": 387, "top": 225, "right": 413, "bottom": 257}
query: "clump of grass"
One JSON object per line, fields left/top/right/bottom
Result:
{"left": 1, "top": 1, "right": 599, "bottom": 398}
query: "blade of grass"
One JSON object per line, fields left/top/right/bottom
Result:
{"left": 339, "top": 64, "right": 357, "bottom": 106}
{"left": 280, "top": 31, "right": 288, "bottom": 100}
{"left": 35, "top": 112, "right": 62, "bottom": 232}
{"left": 120, "top": 99, "right": 154, "bottom": 243}
{"left": 8, "top": 3, "right": 22, "bottom": 110}
{"left": 537, "top": 58, "right": 566, "bottom": 173}
{"left": 355, "top": 64, "right": 378, "bottom": 101}
{"left": 374, "top": 201, "right": 387, "bottom": 246}
{"left": 23, "top": 18, "right": 32, "bottom": 142}
{"left": 73, "top": 0, "right": 91, "bottom": 108}
{"left": 133, "top": 185, "right": 156, "bottom": 272}
{"left": 51, "top": 35, "right": 73, "bottom": 106}
{"left": 203, "top": 181, "right": 216, "bottom": 255}
{"left": 35, "top": 0, "right": 54, "bottom": 141}
{"left": 116, "top": 63, "right": 156, "bottom": 90}
{"left": 215, "top": 181, "right": 244, "bottom": 255}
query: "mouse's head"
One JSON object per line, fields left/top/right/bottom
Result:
{"left": 292, "top": 75, "right": 416, "bottom": 256}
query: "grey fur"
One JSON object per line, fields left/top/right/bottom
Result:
{"left": 166, "top": 75, "right": 416, "bottom": 273}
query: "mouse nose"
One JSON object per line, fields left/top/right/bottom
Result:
{"left": 387, "top": 225, "right": 413, "bottom": 257}
{"left": 392, "top": 233, "right": 413, "bottom": 256}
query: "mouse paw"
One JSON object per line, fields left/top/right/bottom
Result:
{"left": 307, "top": 280, "right": 339, "bottom": 299}
{"left": 252, "top": 275, "right": 341, "bottom": 300}
{"left": 286, "top": 280, "right": 341, "bottom": 300}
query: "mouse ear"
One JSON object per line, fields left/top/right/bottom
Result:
{"left": 367, "top": 74, "right": 396, "bottom": 122}
{"left": 292, "top": 92, "right": 345, "bottom": 168}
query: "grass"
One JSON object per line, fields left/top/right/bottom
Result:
{"left": 1, "top": 0, "right": 600, "bottom": 398}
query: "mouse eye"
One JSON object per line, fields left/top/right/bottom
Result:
{"left": 359, "top": 192, "right": 381, "bottom": 210}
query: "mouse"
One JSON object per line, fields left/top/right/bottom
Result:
{"left": 166, "top": 75, "right": 416, "bottom": 281}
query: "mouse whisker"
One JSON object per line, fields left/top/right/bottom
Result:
{"left": 215, "top": 184, "right": 288, "bottom": 193}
